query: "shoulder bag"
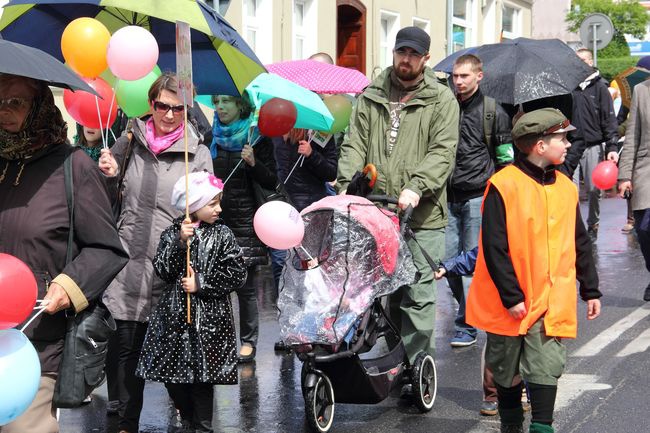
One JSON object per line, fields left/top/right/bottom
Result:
{"left": 52, "top": 150, "right": 117, "bottom": 408}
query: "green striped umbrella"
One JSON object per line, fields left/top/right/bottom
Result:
{"left": 0, "top": 0, "right": 265, "bottom": 95}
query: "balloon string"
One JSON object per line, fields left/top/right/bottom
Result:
{"left": 223, "top": 135, "right": 262, "bottom": 186}
{"left": 94, "top": 95, "right": 105, "bottom": 148}
{"left": 299, "top": 134, "right": 315, "bottom": 168}
{"left": 104, "top": 91, "right": 117, "bottom": 150}
{"left": 298, "top": 245, "right": 314, "bottom": 261}
{"left": 20, "top": 300, "right": 50, "bottom": 332}
{"left": 617, "top": 145, "right": 624, "bottom": 158}
{"left": 284, "top": 155, "right": 303, "bottom": 185}
{"left": 285, "top": 134, "right": 314, "bottom": 184}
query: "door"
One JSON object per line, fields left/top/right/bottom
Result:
{"left": 337, "top": 1, "right": 366, "bottom": 75}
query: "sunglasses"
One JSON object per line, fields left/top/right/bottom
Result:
{"left": 153, "top": 101, "right": 185, "bottom": 115}
{"left": 0, "top": 97, "right": 30, "bottom": 111}
{"left": 542, "top": 119, "right": 570, "bottom": 135}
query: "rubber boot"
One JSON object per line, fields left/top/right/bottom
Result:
{"left": 529, "top": 423, "right": 554, "bottom": 433}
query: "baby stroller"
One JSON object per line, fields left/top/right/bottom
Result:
{"left": 277, "top": 195, "right": 437, "bottom": 432}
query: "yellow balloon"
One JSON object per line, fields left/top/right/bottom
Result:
{"left": 61, "top": 18, "right": 111, "bottom": 78}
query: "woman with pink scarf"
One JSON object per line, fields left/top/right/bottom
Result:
{"left": 98, "top": 73, "right": 212, "bottom": 433}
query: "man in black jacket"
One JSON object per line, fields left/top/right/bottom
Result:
{"left": 448, "top": 54, "right": 514, "bottom": 415}
{"left": 572, "top": 48, "right": 619, "bottom": 242}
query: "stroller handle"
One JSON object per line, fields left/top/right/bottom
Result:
{"left": 365, "top": 195, "right": 413, "bottom": 235}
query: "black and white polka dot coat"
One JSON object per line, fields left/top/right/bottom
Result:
{"left": 136, "top": 216, "right": 247, "bottom": 384}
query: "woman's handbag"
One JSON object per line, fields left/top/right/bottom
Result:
{"left": 251, "top": 178, "right": 293, "bottom": 207}
{"left": 52, "top": 150, "right": 116, "bottom": 408}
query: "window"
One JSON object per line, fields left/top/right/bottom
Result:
{"left": 293, "top": 0, "right": 316, "bottom": 60}
{"left": 243, "top": 0, "right": 272, "bottom": 64}
{"left": 501, "top": 4, "right": 520, "bottom": 40}
{"left": 204, "top": 0, "right": 231, "bottom": 14}
{"left": 379, "top": 10, "right": 399, "bottom": 68}
{"left": 452, "top": 0, "right": 474, "bottom": 52}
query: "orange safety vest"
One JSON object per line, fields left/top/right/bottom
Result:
{"left": 466, "top": 165, "right": 580, "bottom": 338}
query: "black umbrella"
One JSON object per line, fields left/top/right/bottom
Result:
{"left": 0, "top": 39, "right": 97, "bottom": 95}
{"left": 433, "top": 38, "right": 593, "bottom": 105}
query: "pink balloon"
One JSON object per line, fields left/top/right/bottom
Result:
{"left": 591, "top": 160, "right": 618, "bottom": 190}
{"left": 107, "top": 26, "right": 159, "bottom": 81}
{"left": 253, "top": 201, "right": 305, "bottom": 249}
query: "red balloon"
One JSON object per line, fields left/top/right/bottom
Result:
{"left": 63, "top": 77, "right": 117, "bottom": 129}
{"left": 258, "top": 98, "right": 297, "bottom": 137}
{"left": 591, "top": 160, "right": 619, "bottom": 190}
{"left": 0, "top": 254, "right": 37, "bottom": 330}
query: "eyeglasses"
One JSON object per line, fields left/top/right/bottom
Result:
{"left": 394, "top": 49, "right": 426, "bottom": 60}
{"left": 0, "top": 97, "right": 30, "bottom": 111}
{"left": 542, "top": 119, "right": 570, "bottom": 135}
{"left": 153, "top": 101, "right": 185, "bottom": 115}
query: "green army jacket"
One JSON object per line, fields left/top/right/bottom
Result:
{"left": 337, "top": 67, "right": 460, "bottom": 229}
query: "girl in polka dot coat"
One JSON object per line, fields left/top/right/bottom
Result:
{"left": 137, "top": 172, "right": 247, "bottom": 432}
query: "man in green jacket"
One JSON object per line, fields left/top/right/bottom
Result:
{"left": 337, "top": 26, "right": 459, "bottom": 366}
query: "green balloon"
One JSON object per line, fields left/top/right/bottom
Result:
{"left": 324, "top": 94, "right": 353, "bottom": 134}
{"left": 115, "top": 67, "right": 162, "bottom": 117}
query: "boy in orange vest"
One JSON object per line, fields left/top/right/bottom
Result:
{"left": 466, "top": 108, "right": 602, "bottom": 433}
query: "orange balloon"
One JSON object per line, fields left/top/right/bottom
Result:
{"left": 61, "top": 18, "right": 111, "bottom": 78}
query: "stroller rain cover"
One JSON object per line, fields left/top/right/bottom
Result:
{"left": 277, "top": 195, "right": 418, "bottom": 345}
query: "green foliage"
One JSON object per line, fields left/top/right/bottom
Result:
{"left": 599, "top": 33, "right": 631, "bottom": 58}
{"left": 596, "top": 56, "right": 638, "bottom": 81}
{"left": 566, "top": 0, "right": 649, "bottom": 59}
{"left": 567, "top": 0, "right": 648, "bottom": 38}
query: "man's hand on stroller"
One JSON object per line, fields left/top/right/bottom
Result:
{"left": 398, "top": 189, "right": 420, "bottom": 210}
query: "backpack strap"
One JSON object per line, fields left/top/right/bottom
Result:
{"left": 483, "top": 95, "right": 497, "bottom": 158}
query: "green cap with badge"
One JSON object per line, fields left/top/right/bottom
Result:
{"left": 512, "top": 108, "right": 576, "bottom": 140}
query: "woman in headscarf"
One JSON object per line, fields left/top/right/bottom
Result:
{"left": 0, "top": 73, "right": 128, "bottom": 433}
{"left": 210, "top": 93, "right": 278, "bottom": 363}
{"left": 98, "top": 72, "right": 213, "bottom": 433}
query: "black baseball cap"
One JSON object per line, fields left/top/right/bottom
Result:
{"left": 394, "top": 26, "right": 431, "bottom": 55}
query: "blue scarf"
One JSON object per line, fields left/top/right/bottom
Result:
{"left": 210, "top": 114, "right": 254, "bottom": 158}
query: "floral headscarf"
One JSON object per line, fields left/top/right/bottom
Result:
{"left": 0, "top": 78, "right": 68, "bottom": 161}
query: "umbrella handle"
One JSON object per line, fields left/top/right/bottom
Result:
{"left": 363, "top": 163, "right": 377, "bottom": 187}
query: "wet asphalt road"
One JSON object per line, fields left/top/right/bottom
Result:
{"left": 59, "top": 196, "right": 650, "bottom": 433}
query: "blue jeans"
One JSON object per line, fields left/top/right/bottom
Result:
{"left": 573, "top": 144, "right": 603, "bottom": 228}
{"left": 634, "top": 209, "right": 650, "bottom": 272}
{"left": 445, "top": 197, "right": 482, "bottom": 338}
{"left": 269, "top": 248, "right": 287, "bottom": 292}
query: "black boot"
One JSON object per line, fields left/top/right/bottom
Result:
{"left": 644, "top": 282, "right": 650, "bottom": 302}
{"left": 499, "top": 406, "right": 524, "bottom": 433}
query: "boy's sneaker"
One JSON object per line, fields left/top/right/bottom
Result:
{"left": 621, "top": 223, "right": 634, "bottom": 234}
{"left": 450, "top": 331, "right": 477, "bottom": 347}
{"left": 480, "top": 400, "right": 498, "bottom": 416}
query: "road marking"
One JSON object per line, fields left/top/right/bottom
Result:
{"left": 572, "top": 305, "right": 650, "bottom": 357}
{"left": 616, "top": 326, "right": 650, "bottom": 357}
{"left": 555, "top": 374, "right": 611, "bottom": 410}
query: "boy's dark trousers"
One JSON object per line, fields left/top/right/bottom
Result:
{"left": 165, "top": 382, "right": 215, "bottom": 433}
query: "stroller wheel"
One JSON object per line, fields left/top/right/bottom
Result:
{"left": 304, "top": 373, "right": 335, "bottom": 432}
{"left": 411, "top": 351, "right": 437, "bottom": 412}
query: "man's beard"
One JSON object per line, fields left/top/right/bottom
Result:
{"left": 394, "top": 61, "right": 423, "bottom": 82}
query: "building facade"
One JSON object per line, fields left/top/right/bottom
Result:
{"left": 210, "top": 0, "right": 533, "bottom": 79}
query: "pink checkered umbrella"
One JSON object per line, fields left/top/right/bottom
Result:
{"left": 266, "top": 59, "right": 369, "bottom": 94}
